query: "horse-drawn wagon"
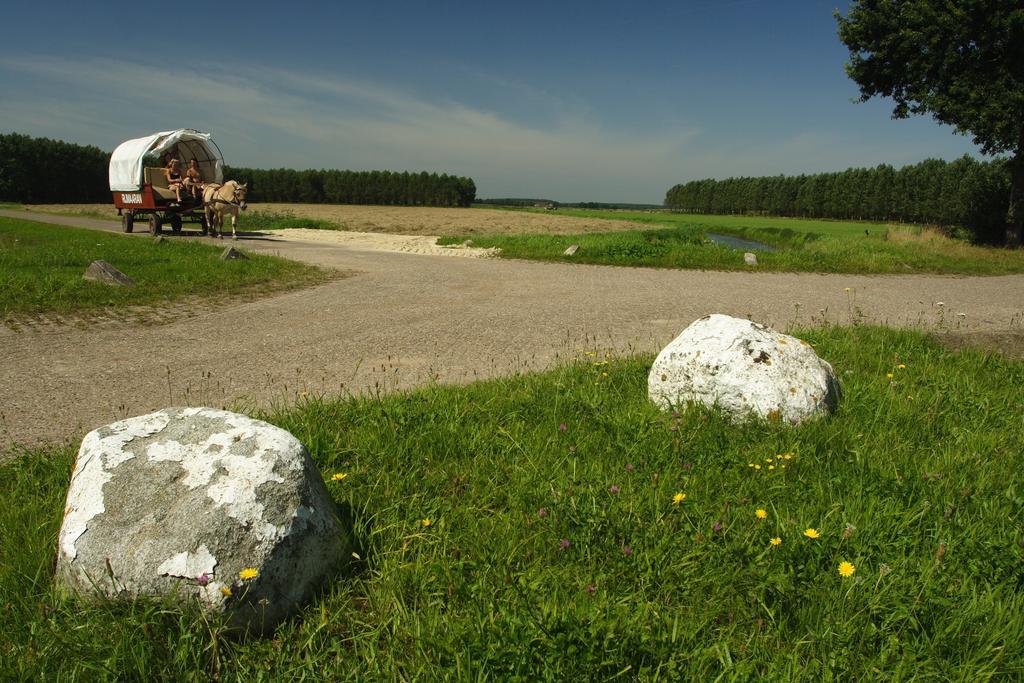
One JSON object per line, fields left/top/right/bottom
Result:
{"left": 109, "top": 129, "right": 224, "bottom": 235}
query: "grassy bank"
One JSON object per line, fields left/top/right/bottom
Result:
{"left": 446, "top": 211, "right": 1024, "bottom": 274}
{"left": 3, "top": 327, "right": 1022, "bottom": 678}
{"left": 0, "top": 216, "right": 331, "bottom": 319}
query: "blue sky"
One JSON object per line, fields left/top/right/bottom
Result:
{"left": 0, "top": 0, "right": 980, "bottom": 203}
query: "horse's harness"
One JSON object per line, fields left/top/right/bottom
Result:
{"left": 203, "top": 184, "right": 244, "bottom": 208}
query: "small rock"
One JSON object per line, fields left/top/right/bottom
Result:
{"left": 744, "top": 252, "right": 758, "bottom": 266}
{"left": 648, "top": 314, "right": 840, "bottom": 425}
{"left": 220, "top": 247, "right": 249, "bottom": 261}
{"left": 563, "top": 244, "right": 580, "bottom": 256}
{"left": 56, "top": 407, "right": 355, "bottom": 635}
{"left": 83, "top": 260, "right": 134, "bottom": 287}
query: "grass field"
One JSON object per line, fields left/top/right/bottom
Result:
{"left": 3, "top": 326, "right": 1022, "bottom": 679}
{"left": 447, "top": 208, "right": 1024, "bottom": 275}
{"left": 0, "top": 216, "right": 330, "bottom": 320}
{"left": 489, "top": 206, "right": 896, "bottom": 238}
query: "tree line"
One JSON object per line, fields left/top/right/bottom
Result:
{"left": 665, "top": 156, "right": 1010, "bottom": 243}
{"left": 0, "top": 132, "right": 476, "bottom": 208}
{"left": 0, "top": 132, "right": 110, "bottom": 203}
{"left": 225, "top": 167, "right": 476, "bottom": 207}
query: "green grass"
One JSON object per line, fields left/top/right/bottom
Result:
{"left": 0, "top": 216, "right": 331, "bottom": 319}
{"left": 3, "top": 326, "right": 1023, "bottom": 678}
{"left": 459, "top": 208, "right": 1024, "bottom": 274}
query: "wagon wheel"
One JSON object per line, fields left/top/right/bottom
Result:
{"left": 149, "top": 214, "right": 163, "bottom": 235}
{"left": 121, "top": 211, "right": 134, "bottom": 233}
{"left": 170, "top": 214, "right": 182, "bottom": 233}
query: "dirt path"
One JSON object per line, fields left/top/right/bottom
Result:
{"left": 3, "top": 209, "right": 1024, "bottom": 453}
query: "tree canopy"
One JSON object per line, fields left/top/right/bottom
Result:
{"left": 664, "top": 157, "right": 1009, "bottom": 243}
{"left": 836, "top": 0, "right": 1024, "bottom": 242}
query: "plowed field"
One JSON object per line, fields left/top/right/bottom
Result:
{"left": 23, "top": 204, "right": 650, "bottom": 237}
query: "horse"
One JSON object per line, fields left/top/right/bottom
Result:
{"left": 202, "top": 180, "right": 248, "bottom": 239}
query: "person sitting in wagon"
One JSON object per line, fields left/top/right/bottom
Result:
{"left": 164, "top": 158, "right": 185, "bottom": 204}
{"left": 184, "top": 158, "right": 205, "bottom": 200}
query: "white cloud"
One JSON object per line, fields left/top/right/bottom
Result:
{"left": 0, "top": 55, "right": 700, "bottom": 201}
{"left": 0, "top": 54, "right": 977, "bottom": 201}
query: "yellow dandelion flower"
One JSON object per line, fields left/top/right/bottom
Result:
{"left": 897, "top": 364, "right": 906, "bottom": 369}
{"left": 782, "top": 453, "right": 793, "bottom": 460}
{"left": 748, "top": 463, "right": 755, "bottom": 468}
{"left": 844, "top": 287, "right": 852, "bottom": 292}
{"left": 422, "top": 518, "right": 433, "bottom": 528}
{"left": 672, "top": 492, "right": 686, "bottom": 505}
{"left": 803, "top": 528, "right": 820, "bottom": 539}
{"left": 220, "top": 586, "right": 232, "bottom": 597}
{"left": 768, "top": 465, "right": 776, "bottom": 470}
{"left": 331, "top": 472, "right": 348, "bottom": 481}
{"left": 239, "top": 568, "right": 259, "bottom": 581}
{"left": 770, "top": 537, "right": 782, "bottom": 547}
{"left": 766, "top": 458, "right": 773, "bottom": 463}
{"left": 838, "top": 561, "right": 856, "bottom": 577}
{"left": 754, "top": 464, "right": 761, "bottom": 470}
{"left": 755, "top": 508, "right": 767, "bottom": 520}
{"left": 886, "top": 373, "right": 894, "bottom": 380}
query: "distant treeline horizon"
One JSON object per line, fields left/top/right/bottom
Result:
{"left": 226, "top": 167, "right": 476, "bottom": 207}
{"left": 0, "top": 132, "right": 476, "bottom": 208}
{"left": 477, "top": 198, "right": 664, "bottom": 210}
{"left": 665, "top": 156, "right": 1010, "bottom": 244}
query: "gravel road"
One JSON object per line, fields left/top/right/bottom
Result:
{"left": 3, "top": 209, "right": 1023, "bottom": 453}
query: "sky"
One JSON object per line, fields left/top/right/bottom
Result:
{"left": 0, "top": 0, "right": 981, "bottom": 203}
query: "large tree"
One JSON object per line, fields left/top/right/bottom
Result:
{"left": 836, "top": 1, "right": 1024, "bottom": 244}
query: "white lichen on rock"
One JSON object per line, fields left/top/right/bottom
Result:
{"left": 157, "top": 545, "right": 218, "bottom": 579}
{"left": 648, "top": 314, "right": 840, "bottom": 425}
{"left": 60, "top": 412, "right": 170, "bottom": 560}
{"left": 56, "top": 407, "right": 354, "bottom": 635}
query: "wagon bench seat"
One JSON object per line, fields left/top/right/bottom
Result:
{"left": 143, "top": 167, "right": 179, "bottom": 200}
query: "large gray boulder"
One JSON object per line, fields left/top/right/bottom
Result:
{"left": 56, "top": 407, "right": 353, "bottom": 635}
{"left": 648, "top": 314, "right": 839, "bottom": 425}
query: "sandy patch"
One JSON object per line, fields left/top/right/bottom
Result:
{"left": 265, "top": 228, "right": 499, "bottom": 258}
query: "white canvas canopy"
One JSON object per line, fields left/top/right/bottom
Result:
{"left": 108, "top": 129, "right": 224, "bottom": 191}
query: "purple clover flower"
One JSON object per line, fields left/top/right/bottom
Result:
{"left": 626, "top": 463, "right": 634, "bottom": 473}
{"left": 712, "top": 520, "right": 723, "bottom": 533}
{"left": 609, "top": 485, "right": 620, "bottom": 494}
{"left": 538, "top": 507, "right": 548, "bottom": 518}
{"left": 195, "top": 573, "right": 211, "bottom": 587}
{"left": 558, "top": 423, "right": 567, "bottom": 432}
{"left": 559, "top": 538, "right": 570, "bottom": 551}
{"left": 622, "top": 546, "right": 633, "bottom": 556}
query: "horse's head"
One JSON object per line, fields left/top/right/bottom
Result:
{"left": 232, "top": 182, "right": 248, "bottom": 210}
